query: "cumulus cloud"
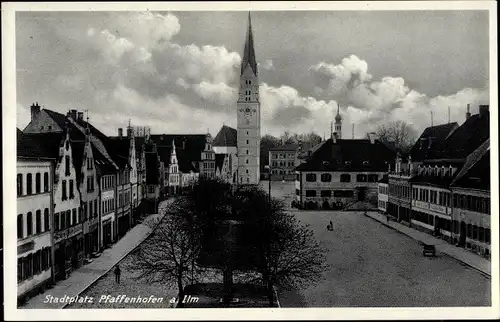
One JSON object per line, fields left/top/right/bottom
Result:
{"left": 259, "top": 59, "right": 275, "bottom": 71}
{"left": 309, "top": 54, "right": 489, "bottom": 136}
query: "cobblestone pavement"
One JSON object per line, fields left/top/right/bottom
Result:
{"left": 365, "top": 211, "right": 490, "bottom": 276}
{"left": 279, "top": 210, "right": 491, "bottom": 307}
{"left": 21, "top": 199, "right": 173, "bottom": 309}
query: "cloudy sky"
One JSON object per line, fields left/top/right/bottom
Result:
{"left": 16, "top": 10, "right": 490, "bottom": 138}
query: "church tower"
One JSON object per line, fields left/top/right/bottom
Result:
{"left": 237, "top": 12, "right": 260, "bottom": 185}
{"left": 334, "top": 103, "right": 342, "bottom": 139}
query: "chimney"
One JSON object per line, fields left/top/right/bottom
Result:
{"left": 332, "top": 132, "right": 338, "bottom": 144}
{"left": 466, "top": 104, "right": 471, "bottom": 119}
{"left": 479, "top": 104, "right": 489, "bottom": 117}
{"left": 77, "top": 112, "right": 84, "bottom": 120}
{"left": 118, "top": 128, "right": 123, "bottom": 138}
{"left": 69, "top": 109, "right": 77, "bottom": 120}
{"left": 368, "top": 132, "right": 376, "bottom": 144}
{"left": 30, "top": 102, "right": 41, "bottom": 121}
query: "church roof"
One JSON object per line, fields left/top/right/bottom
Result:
{"left": 213, "top": 125, "right": 237, "bottom": 147}
{"left": 241, "top": 12, "right": 258, "bottom": 76}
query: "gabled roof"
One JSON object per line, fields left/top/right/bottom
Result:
{"left": 71, "top": 141, "right": 85, "bottom": 183}
{"left": 150, "top": 134, "right": 206, "bottom": 164}
{"left": 298, "top": 140, "right": 327, "bottom": 160}
{"left": 410, "top": 122, "right": 458, "bottom": 161}
{"left": 213, "top": 125, "right": 237, "bottom": 147}
{"left": 17, "top": 132, "right": 62, "bottom": 160}
{"left": 92, "top": 144, "right": 116, "bottom": 177}
{"left": 296, "top": 138, "right": 396, "bottom": 172}
{"left": 426, "top": 113, "right": 489, "bottom": 160}
{"left": 450, "top": 139, "right": 490, "bottom": 190}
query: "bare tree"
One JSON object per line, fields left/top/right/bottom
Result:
{"left": 235, "top": 186, "right": 329, "bottom": 307}
{"left": 371, "top": 120, "right": 417, "bottom": 152}
{"left": 130, "top": 198, "right": 203, "bottom": 308}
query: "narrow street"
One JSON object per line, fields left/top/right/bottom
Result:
{"left": 21, "top": 199, "right": 173, "bottom": 309}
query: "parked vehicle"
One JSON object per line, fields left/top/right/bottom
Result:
{"left": 422, "top": 244, "right": 436, "bottom": 257}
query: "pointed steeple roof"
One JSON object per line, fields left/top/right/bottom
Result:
{"left": 335, "top": 103, "right": 342, "bottom": 122}
{"left": 241, "top": 12, "right": 258, "bottom": 76}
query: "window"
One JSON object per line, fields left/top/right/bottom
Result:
{"left": 17, "top": 174, "right": 23, "bottom": 196}
{"left": 69, "top": 179, "right": 74, "bottom": 198}
{"left": 295, "top": 188, "right": 300, "bottom": 196}
{"left": 66, "top": 210, "right": 71, "bottom": 228}
{"left": 94, "top": 200, "right": 98, "bottom": 218}
{"left": 79, "top": 207, "right": 83, "bottom": 222}
{"left": 321, "top": 173, "right": 332, "bottom": 182}
{"left": 246, "top": 159, "right": 249, "bottom": 164}
{"left": 356, "top": 174, "right": 367, "bottom": 182}
{"left": 62, "top": 180, "right": 67, "bottom": 200}
{"left": 72, "top": 208, "right": 77, "bottom": 225}
{"left": 88, "top": 201, "right": 92, "bottom": 218}
{"left": 35, "top": 173, "right": 41, "bottom": 193}
{"left": 17, "top": 214, "right": 23, "bottom": 239}
{"left": 296, "top": 173, "right": 300, "bottom": 181}
{"left": 321, "top": 190, "right": 332, "bottom": 197}
{"left": 43, "top": 172, "right": 49, "bottom": 192}
{"left": 334, "top": 190, "right": 354, "bottom": 198}
{"left": 65, "top": 155, "right": 70, "bottom": 176}
{"left": 44, "top": 208, "right": 50, "bottom": 232}
{"left": 61, "top": 211, "right": 66, "bottom": 229}
{"left": 26, "top": 212, "right": 33, "bottom": 236}
{"left": 27, "top": 173, "right": 33, "bottom": 195}
{"left": 340, "top": 174, "right": 351, "bottom": 182}
{"left": 246, "top": 140, "right": 249, "bottom": 144}
{"left": 306, "top": 173, "right": 317, "bottom": 182}
{"left": 368, "top": 174, "right": 379, "bottom": 182}
{"left": 36, "top": 210, "right": 42, "bottom": 234}
{"left": 485, "top": 229, "right": 490, "bottom": 244}
{"left": 54, "top": 213, "right": 60, "bottom": 231}
{"left": 305, "top": 190, "right": 317, "bottom": 197}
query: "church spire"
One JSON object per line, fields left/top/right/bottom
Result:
{"left": 241, "top": 12, "right": 258, "bottom": 76}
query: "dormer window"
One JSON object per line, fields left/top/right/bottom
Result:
{"left": 345, "top": 161, "right": 351, "bottom": 165}
{"left": 363, "top": 161, "right": 369, "bottom": 165}
{"left": 322, "top": 161, "right": 329, "bottom": 166}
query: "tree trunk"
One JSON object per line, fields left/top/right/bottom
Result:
{"left": 222, "top": 268, "right": 233, "bottom": 305}
{"left": 176, "top": 276, "right": 185, "bottom": 308}
{"left": 267, "top": 281, "right": 274, "bottom": 307}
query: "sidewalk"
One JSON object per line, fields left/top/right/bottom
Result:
{"left": 365, "top": 211, "right": 491, "bottom": 277}
{"left": 21, "top": 199, "right": 173, "bottom": 309}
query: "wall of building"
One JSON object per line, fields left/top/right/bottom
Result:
{"left": 295, "top": 171, "right": 384, "bottom": 207}
{"left": 378, "top": 182, "right": 388, "bottom": 212}
{"left": 17, "top": 160, "right": 53, "bottom": 298}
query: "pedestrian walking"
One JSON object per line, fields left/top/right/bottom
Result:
{"left": 114, "top": 265, "right": 121, "bottom": 284}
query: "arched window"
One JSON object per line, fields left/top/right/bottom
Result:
{"left": 26, "top": 173, "right": 33, "bottom": 195}
{"left": 321, "top": 173, "right": 332, "bottom": 182}
{"left": 44, "top": 208, "right": 50, "bottom": 232}
{"left": 43, "top": 172, "right": 49, "bottom": 192}
{"left": 17, "top": 174, "right": 23, "bottom": 196}
{"left": 17, "top": 214, "right": 23, "bottom": 239}
{"left": 35, "top": 173, "right": 41, "bottom": 193}
{"left": 26, "top": 212, "right": 33, "bottom": 236}
{"left": 36, "top": 210, "right": 42, "bottom": 234}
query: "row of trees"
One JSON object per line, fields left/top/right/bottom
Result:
{"left": 260, "top": 120, "right": 418, "bottom": 172}
{"left": 131, "top": 178, "right": 328, "bottom": 307}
